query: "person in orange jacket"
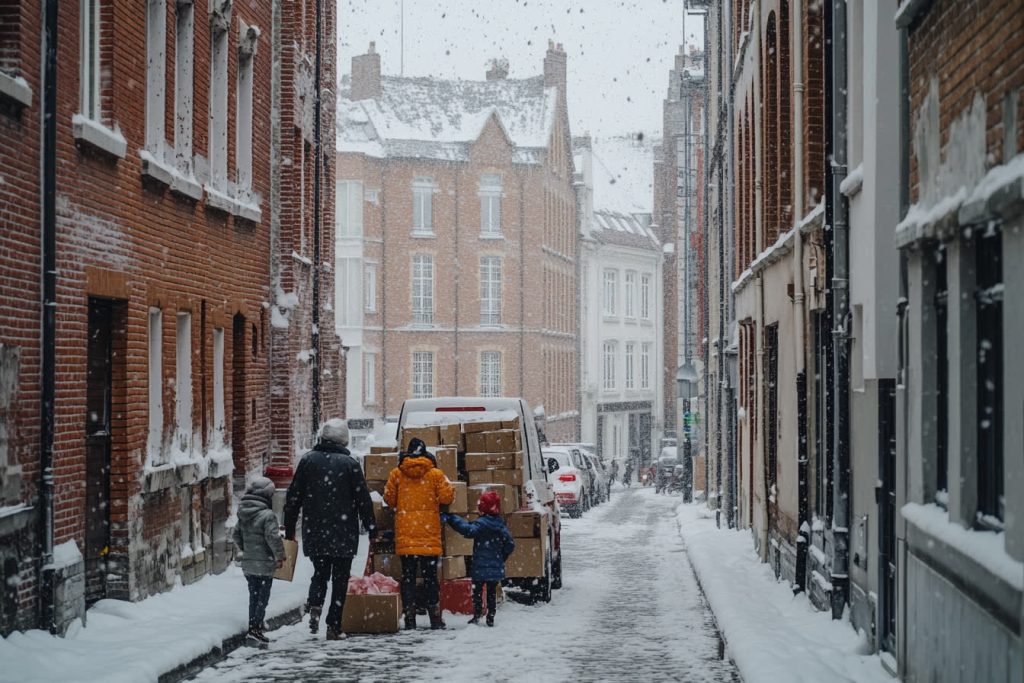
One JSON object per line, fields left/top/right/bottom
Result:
{"left": 384, "top": 437, "right": 455, "bottom": 630}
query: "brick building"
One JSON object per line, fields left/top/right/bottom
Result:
{"left": 0, "top": 0, "right": 338, "bottom": 635}
{"left": 336, "top": 43, "right": 579, "bottom": 442}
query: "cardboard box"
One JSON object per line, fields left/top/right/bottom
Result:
{"left": 441, "top": 556, "right": 467, "bottom": 580}
{"left": 464, "top": 432, "right": 489, "bottom": 453}
{"left": 401, "top": 425, "right": 440, "bottom": 451}
{"left": 341, "top": 593, "right": 401, "bottom": 634}
{"left": 505, "top": 511, "right": 545, "bottom": 538}
{"left": 505, "top": 537, "right": 546, "bottom": 577}
{"left": 463, "top": 420, "right": 504, "bottom": 434}
{"left": 484, "top": 430, "right": 521, "bottom": 453}
{"left": 372, "top": 553, "right": 403, "bottom": 580}
{"left": 363, "top": 454, "right": 398, "bottom": 481}
{"left": 465, "top": 452, "right": 523, "bottom": 471}
{"left": 438, "top": 423, "right": 463, "bottom": 447}
{"left": 372, "top": 500, "right": 395, "bottom": 532}
{"left": 468, "top": 484, "right": 519, "bottom": 513}
{"left": 273, "top": 539, "right": 299, "bottom": 581}
{"left": 443, "top": 525, "right": 475, "bottom": 556}
{"left": 369, "top": 445, "right": 396, "bottom": 454}
{"left": 501, "top": 417, "right": 521, "bottom": 430}
{"left": 443, "top": 482, "right": 468, "bottom": 514}
{"left": 366, "top": 480, "right": 386, "bottom": 496}
{"left": 434, "top": 447, "right": 458, "bottom": 481}
{"left": 467, "top": 468, "right": 524, "bottom": 487}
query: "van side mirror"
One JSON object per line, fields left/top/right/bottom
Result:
{"left": 547, "top": 458, "right": 559, "bottom": 474}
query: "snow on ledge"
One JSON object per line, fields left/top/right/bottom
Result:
{"left": 840, "top": 164, "right": 864, "bottom": 198}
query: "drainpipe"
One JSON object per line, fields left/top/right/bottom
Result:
{"left": 453, "top": 168, "right": 460, "bottom": 395}
{"left": 38, "top": 0, "right": 58, "bottom": 634}
{"left": 380, "top": 164, "right": 388, "bottom": 420}
{"left": 792, "top": 0, "right": 810, "bottom": 595}
{"left": 752, "top": 0, "right": 769, "bottom": 558}
{"left": 310, "top": 0, "right": 323, "bottom": 434}
{"left": 518, "top": 170, "right": 525, "bottom": 397}
{"left": 725, "top": 0, "right": 739, "bottom": 528}
{"left": 828, "top": 0, "right": 852, "bottom": 620}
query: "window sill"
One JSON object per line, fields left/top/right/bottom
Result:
{"left": 624, "top": 316, "right": 638, "bottom": 324}
{"left": 411, "top": 230, "right": 436, "bottom": 239}
{"left": 140, "top": 150, "right": 204, "bottom": 200}
{"left": 72, "top": 114, "right": 127, "bottom": 159}
{"left": 204, "top": 183, "right": 263, "bottom": 222}
{"left": 602, "top": 315, "right": 620, "bottom": 323}
{"left": 0, "top": 71, "right": 32, "bottom": 109}
{"left": 479, "top": 233, "right": 505, "bottom": 240}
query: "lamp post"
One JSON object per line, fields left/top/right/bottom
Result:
{"left": 676, "top": 363, "right": 698, "bottom": 503}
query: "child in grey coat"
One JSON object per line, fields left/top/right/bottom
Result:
{"left": 233, "top": 477, "right": 286, "bottom": 647}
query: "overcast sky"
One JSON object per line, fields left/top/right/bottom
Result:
{"left": 336, "top": 0, "right": 705, "bottom": 137}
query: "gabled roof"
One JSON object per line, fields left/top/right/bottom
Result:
{"left": 337, "top": 75, "right": 559, "bottom": 164}
{"left": 592, "top": 210, "right": 661, "bottom": 252}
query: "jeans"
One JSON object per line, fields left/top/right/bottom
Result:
{"left": 472, "top": 580, "right": 498, "bottom": 616}
{"left": 245, "top": 575, "right": 273, "bottom": 631}
{"left": 308, "top": 556, "right": 354, "bottom": 630}
{"left": 400, "top": 555, "right": 440, "bottom": 610}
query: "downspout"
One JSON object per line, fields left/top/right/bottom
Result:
{"left": 380, "top": 164, "right": 388, "bottom": 419}
{"left": 753, "top": 0, "right": 769, "bottom": 557}
{"left": 793, "top": 0, "right": 810, "bottom": 594}
{"left": 39, "top": 0, "right": 58, "bottom": 634}
{"left": 519, "top": 170, "right": 525, "bottom": 396}
{"left": 828, "top": 0, "right": 852, "bottom": 620}
{"left": 453, "top": 166, "right": 460, "bottom": 395}
{"left": 310, "top": 0, "right": 323, "bottom": 434}
{"left": 725, "top": 0, "right": 739, "bottom": 528}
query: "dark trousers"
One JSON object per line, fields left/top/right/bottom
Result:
{"left": 245, "top": 574, "right": 273, "bottom": 630}
{"left": 472, "top": 579, "right": 498, "bottom": 616}
{"left": 400, "top": 555, "right": 440, "bottom": 610}
{"left": 308, "top": 556, "right": 354, "bottom": 629}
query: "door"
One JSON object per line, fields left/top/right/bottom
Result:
{"left": 638, "top": 412, "right": 652, "bottom": 465}
{"left": 596, "top": 414, "right": 605, "bottom": 459}
{"left": 231, "top": 314, "right": 247, "bottom": 470}
{"left": 85, "top": 299, "right": 113, "bottom": 605}
{"left": 878, "top": 379, "right": 897, "bottom": 654}
{"left": 628, "top": 413, "right": 638, "bottom": 465}
{"left": 764, "top": 324, "right": 779, "bottom": 540}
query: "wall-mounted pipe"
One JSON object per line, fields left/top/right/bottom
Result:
{"left": 310, "top": 0, "right": 323, "bottom": 434}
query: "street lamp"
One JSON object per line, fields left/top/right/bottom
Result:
{"left": 676, "top": 363, "right": 698, "bottom": 503}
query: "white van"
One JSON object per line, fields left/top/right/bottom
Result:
{"left": 397, "top": 396, "right": 563, "bottom": 601}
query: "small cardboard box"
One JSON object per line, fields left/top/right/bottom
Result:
{"left": 273, "top": 539, "right": 299, "bottom": 581}
{"left": 467, "top": 468, "right": 524, "bottom": 487}
{"left": 363, "top": 454, "right": 398, "bottom": 481}
{"left": 464, "top": 432, "right": 489, "bottom": 453}
{"left": 505, "top": 537, "right": 546, "bottom": 577}
{"left": 501, "top": 417, "right": 521, "bottom": 430}
{"left": 341, "top": 593, "right": 401, "bottom": 634}
{"left": 434, "top": 447, "right": 459, "bottom": 481}
{"left": 468, "top": 484, "right": 519, "bottom": 513}
{"left": 465, "top": 452, "right": 523, "bottom": 471}
{"left": 443, "top": 525, "right": 475, "bottom": 556}
{"left": 366, "top": 480, "right": 386, "bottom": 497}
{"left": 505, "top": 511, "right": 544, "bottom": 538}
{"left": 443, "top": 482, "right": 468, "bottom": 514}
{"left": 372, "top": 553, "right": 403, "bottom": 580}
{"left": 463, "top": 420, "right": 504, "bottom": 434}
{"left": 441, "top": 556, "right": 467, "bottom": 580}
{"left": 369, "top": 445, "right": 396, "bottom": 454}
{"left": 438, "top": 423, "right": 463, "bottom": 447}
{"left": 401, "top": 425, "right": 440, "bottom": 450}
{"left": 372, "top": 500, "right": 395, "bottom": 532}
{"left": 484, "top": 430, "right": 521, "bottom": 453}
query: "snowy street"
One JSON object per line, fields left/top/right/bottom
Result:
{"left": 191, "top": 489, "right": 739, "bottom": 683}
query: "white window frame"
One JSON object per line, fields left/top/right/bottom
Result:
{"left": 145, "top": 0, "right": 167, "bottom": 155}
{"left": 235, "top": 23, "right": 257, "bottom": 191}
{"left": 212, "top": 327, "right": 225, "bottom": 446}
{"left": 480, "top": 351, "right": 502, "bottom": 398}
{"left": 147, "top": 308, "right": 164, "bottom": 462}
{"left": 80, "top": 0, "right": 101, "bottom": 121}
{"left": 175, "top": 312, "right": 193, "bottom": 455}
{"left": 364, "top": 263, "right": 377, "bottom": 313}
{"left": 603, "top": 269, "right": 618, "bottom": 317}
{"left": 174, "top": 0, "right": 195, "bottom": 175}
{"left": 336, "top": 180, "right": 364, "bottom": 237}
{"left": 641, "top": 273, "right": 652, "bottom": 321}
{"left": 641, "top": 342, "right": 652, "bottom": 389}
{"left": 412, "top": 177, "right": 434, "bottom": 235}
{"left": 624, "top": 271, "right": 637, "bottom": 320}
{"left": 208, "top": 16, "right": 229, "bottom": 190}
{"left": 479, "top": 174, "right": 502, "bottom": 236}
{"left": 602, "top": 341, "right": 617, "bottom": 390}
{"left": 412, "top": 254, "right": 434, "bottom": 325}
{"left": 335, "top": 257, "right": 361, "bottom": 327}
{"left": 412, "top": 351, "right": 434, "bottom": 399}
{"left": 363, "top": 352, "right": 377, "bottom": 405}
{"left": 480, "top": 256, "right": 502, "bottom": 326}
{"left": 625, "top": 342, "right": 636, "bottom": 390}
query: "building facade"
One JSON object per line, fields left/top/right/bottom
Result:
{"left": 0, "top": 0, "right": 338, "bottom": 635}
{"left": 336, "top": 44, "right": 579, "bottom": 442}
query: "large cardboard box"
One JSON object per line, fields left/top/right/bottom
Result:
{"left": 341, "top": 593, "right": 401, "bottom": 634}
{"left": 372, "top": 500, "right": 395, "bottom": 532}
{"left": 467, "top": 468, "right": 524, "bottom": 487}
{"left": 463, "top": 420, "right": 504, "bottom": 434}
{"left": 363, "top": 454, "right": 398, "bottom": 481}
{"left": 464, "top": 432, "right": 489, "bottom": 453}
{"left": 505, "top": 511, "right": 545, "bottom": 538}
{"left": 441, "top": 556, "right": 467, "bottom": 580}
{"left": 434, "top": 447, "right": 458, "bottom": 481}
{"left": 372, "top": 553, "right": 403, "bottom": 580}
{"left": 484, "top": 430, "right": 521, "bottom": 453}
{"left": 369, "top": 445, "right": 396, "bottom": 454}
{"left": 273, "top": 539, "right": 299, "bottom": 581}
{"left": 465, "top": 452, "right": 523, "bottom": 471}
{"left": 501, "top": 417, "right": 521, "bottom": 430}
{"left": 366, "top": 480, "right": 386, "bottom": 497}
{"left": 505, "top": 537, "right": 546, "bottom": 577}
{"left": 468, "top": 484, "right": 519, "bottom": 513}
{"left": 443, "top": 525, "right": 475, "bottom": 556}
{"left": 401, "top": 425, "right": 440, "bottom": 450}
{"left": 444, "top": 482, "right": 468, "bottom": 514}
{"left": 438, "top": 423, "right": 463, "bottom": 448}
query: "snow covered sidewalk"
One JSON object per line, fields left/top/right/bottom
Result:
{"left": 676, "top": 504, "right": 893, "bottom": 683}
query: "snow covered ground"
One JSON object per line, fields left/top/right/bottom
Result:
{"left": 676, "top": 504, "right": 893, "bottom": 683}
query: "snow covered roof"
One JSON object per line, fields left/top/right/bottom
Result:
{"left": 592, "top": 210, "right": 660, "bottom": 251}
{"left": 586, "top": 134, "right": 658, "bottom": 214}
{"left": 337, "top": 75, "right": 558, "bottom": 163}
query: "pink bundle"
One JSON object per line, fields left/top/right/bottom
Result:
{"left": 348, "top": 572, "right": 400, "bottom": 595}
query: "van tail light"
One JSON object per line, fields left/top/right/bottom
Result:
{"left": 558, "top": 473, "right": 577, "bottom": 482}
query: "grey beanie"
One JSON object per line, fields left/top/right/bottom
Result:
{"left": 319, "top": 418, "right": 350, "bottom": 447}
{"left": 247, "top": 476, "right": 275, "bottom": 501}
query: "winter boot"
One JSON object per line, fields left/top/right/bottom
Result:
{"left": 428, "top": 605, "right": 446, "bottom": 630}
{"left": 307, "top": 605, "right": 322, "bottom": 635}
{"left": 253, "top": 625, "right": 270, "bottom": 644}
{"left": 467, "top": 612, "right": 481, "bottom": 625}
{"left": 325, "top": 626, "right": 347, "bottom": 641}
{"left": 486, "top": 614, "right": 495, "bottom": 627}
{"left": 246, "top": 627, "right": 268, "bottom": 649}
{"left": 403, "top": 607, "right": 417, "bottom": 630}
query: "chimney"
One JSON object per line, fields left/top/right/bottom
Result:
{"left": 351, "top": 42, "right": 381, "bottom": 100}
{"left": 486, "top": 57, "right": 509, "bottom": 81}
{"left": 543, "top": 39, "right": 567, "bottom": 102}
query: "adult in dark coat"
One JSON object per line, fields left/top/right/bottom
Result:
{"left": 284, "top": 418, "right": 376, "bottom": 640}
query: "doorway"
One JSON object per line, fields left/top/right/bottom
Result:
{"left": 231, "top": 314, "right": 247, "bottom": 471}
{"left": 878, "top": 379, "right": 897, "bottom": 654}
{"left": 85, "top": 299, "right": 114, "bottom": 605}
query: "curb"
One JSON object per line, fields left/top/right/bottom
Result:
{"left": 157, "top": 605, "right": 304, "bottom": 683}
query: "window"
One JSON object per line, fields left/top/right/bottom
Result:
{"left": 412, "top": 178, "right": 434, "bottom": 234}
{"left": 603, "top": 270, "right": 617, "bottom": 317}
{"left": 412, "top": 351, "right": 434, "bottom": 399}
{"left": 145, "top": 0, "right": 167, "bottom": 154}
{"left": 174, "top": 0, "right": 194, "bottom": 174}
{"left": 236, "top": 23, "right": 257, "bottom": 191}
{"left": 933, "top": 247, "right": 948, "bottom": 501}
{"left": 602, "top": 341, "right": 617, "bottom": 390}
{"left": 624, "top": 272, "right": 637, "bottom": 319}
{"left": 479, "top": 173, "right": 502, "bottom": 235}
{"left": 336, "top": 180, "right": 364, "bottom": 237}
{"left": 148, "top": 309, "right": 164, "bottom": 461}
{"left": 480, "top": 256, "right": 502, "bottom": 325}
{"left": 641, "top": 274, "right": 652, "bottom": 320}
{"left": 364, "top": 352, "right": 376, "bottom": 405}
{"left": 212, "top": 327, "right": 225, "bottom": 445}
{"left": 480, "top": 351, "right": 502, "bottom": 398}
{"left": 175, "top": 312, "right": 193, "bottom": 455}
{"left": 625, "top": 342, "right": 636, "bottom": 389}
{"left": 412, "top": 255, "right": 434, "bottom": 325}
{"left": 641, "top": 342, "right": 651, "bottom": 389}
{"left": 80, "top": 0, "right": 101, "bottom": 120}
{"left": 0, "top": 0, "right": 21, "bottom": 77}
{"left": 208, "top": 13, "right": 229, "bottom": 189}
{"left": 334, "top": 257, "right": 361, "bottom": 326}
{"left": 975, "top": 228, "right": 1003, "bottom": 526}
{"left": 364, "top": 263, "right": 377, "bottom": 313}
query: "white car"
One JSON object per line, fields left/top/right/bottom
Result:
{"left": 545, "top": 447, "right": 592, "bottom": 518}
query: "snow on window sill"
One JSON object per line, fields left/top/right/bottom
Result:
{"left": 0, "top": 71, "right": 32, "bottom": 109}
{"left": 840, "top": 164, "right": 864, "bottom": 198}
{"left": 139, "top": 149, "right": 203, "bottom": 201}
{"left": 479, "top": 232, "right": 505, "bottom": 240}
{"left": 72, "top": 114, "right": 127, "bottom": 159}
{"left": 204, "top": 183, "right": 263, "bottom": 222}
{"left": 411, "top": 230, "right": 436, "bottom": 238}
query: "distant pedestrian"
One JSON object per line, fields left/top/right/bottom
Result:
{"left": 284, "top": 418, "right": 376, "bottom": 641}
{"left": 623, "top": 459, "right": 633, "bottom": 487}
{"left": 233, "top": 476, "right": 286, "bottom": 648}
{"left": 443, "top": 490, "right": 516, "bottom": 627}
{"left": 384, "top": 437, "right": 455, "bottom": 630}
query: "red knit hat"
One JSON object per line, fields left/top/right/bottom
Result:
{"left": 477, "top": 490, "right": 502, "bottom": 516}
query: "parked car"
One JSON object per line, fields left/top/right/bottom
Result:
{"left": 655, "top": 447, "right": 679, "bottom": 494}
{"left": 580, "top": 450, "right": 610, "bottom": 503}
{"left": 545, "top": 447, "right": 592, "bottom": 518}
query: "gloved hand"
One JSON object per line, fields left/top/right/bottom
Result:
{"left": 440, "top": 512, "right": 450, "bottom": 524}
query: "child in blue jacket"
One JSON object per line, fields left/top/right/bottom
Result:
{"left": 443, "top": 490, "right": 515, "bottom": 626}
